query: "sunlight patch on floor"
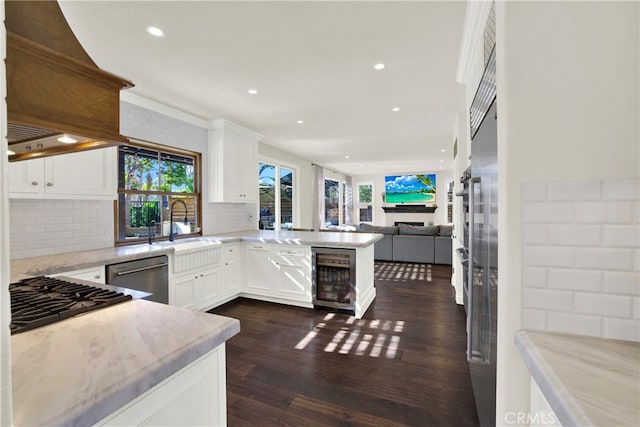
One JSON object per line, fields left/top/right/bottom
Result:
{"left": 295, "top": 316, "right": 405, "bottom": 359}
{"left": 375, "top": 262, "right": 434, "bottom": 282}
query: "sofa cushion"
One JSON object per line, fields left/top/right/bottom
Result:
{"left": 398, "top": 223, "right": 438, "bottom": 236}
{"left": 438, "top": 225, "right": 453, "bottom": 237}
{"left": 392, "top": 235, "right": 435, "bottom": 263}
{"left": 360, "top": 223, "right": 399, "bottom": 235}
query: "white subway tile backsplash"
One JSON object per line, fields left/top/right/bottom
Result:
{"left": 523, "top": 246, "right": 573, "bottom": 268}
{"left": 575, "top": 248, "right": 634, "bottom": 271}
{"left": 603, "top": 225, "right": 640, "bottom": 248}
{"left": 522, "top": 202, "right": 574, "bottom": 224}
{"left": 522, "top": 267, "right": 547, "bottom": 288}
{"left": 522, "top": 181, "right": 547, "bottom": 201}
{"left": 547, "top": 312, "right": 602, "bottom": 338}
{"left": 522, "top": 177, "right": 639, "bottom": 342}
{"left": 573, "top": 202, "right": 634, "bottom": 224}
{"left": 522, "top": 225, "right": 547, "bottom": 244}
{"left": 603, "top": 318, "right": 640, "bottom": 341}
{"left": 604, "top": 272, "right": 640, "bottom": 296}
{"left": 546, "top": 225, "right": 601, "bottom": 246}
{"left": 547, "top": 268, "right": 603, "bottom": 292}
{"left": 602, "top": 178, "right": 640, "bottom": 201}
{"left": 574, "top": 293, "right": 632, "bottom": 318}
{"left": 547, "top": 179, "right": 601, "bottom": 201}
{"left": 522, "top": 309, "right": 547, "bottom": 330}
{"left": 522, "top": 288, "right": 573, "bottom": 312}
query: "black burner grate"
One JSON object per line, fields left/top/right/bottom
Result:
{"left": 9, "top": 276, "right": 132, "bottom": 334}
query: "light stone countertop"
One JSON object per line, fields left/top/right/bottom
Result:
{"left": 10, "top": 230, "right": 382, "bottom": 282}
{"left": 515, "top": 330, "right": 640, "bottom": 427}
{"left": 11, "top": 299, "right": 240, "bottom": 427}
{"left": 215, "top": 229, "right": 383, "bottom": 248}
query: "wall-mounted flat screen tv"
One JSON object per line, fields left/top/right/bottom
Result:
{"left": 384, "top": 173, "right": 436, "bottom": 203}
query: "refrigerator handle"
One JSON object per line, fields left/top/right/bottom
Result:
{"left": 466, "top": 177, "right": 481, "bottom": 362}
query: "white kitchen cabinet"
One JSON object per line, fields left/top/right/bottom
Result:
{"left": 51, "top": 265, "right": 106, "bottom": 284}
{"left": 8, "top": 147, "right": 116, "bottom": 199}
{"left": 243, "top": 243, "right": 312, "bottom": 304}
{"left": 199, "top": 266, "right": 222, "bottom": 311}
{"left": 97, "top": 343, "right": 227, "bottom": 427}
{"left": 243, "top": 243, "right": 274, "bottom": 296}
{"left": 169, "top": 245, "right": 223, "bottom": 311}
{"left": 273, "top": 246, "right": 311, "bottom": 303}
{"left": 208, "top": 119, "right": 262, "bottom": 203}
{"left": 222, "top": 243, "right": 241, "bottom": 298}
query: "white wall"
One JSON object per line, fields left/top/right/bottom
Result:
{"left": 258, "top": 143, "right": 314, "bottom": 230}
{"left": 496, "top": 1, "right": 639, "bottom": 425}
{"left": 352, "top": 170, "right": 452, "bottom": 226}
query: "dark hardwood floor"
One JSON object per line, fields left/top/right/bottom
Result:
{"left": 209, "top": 261, "right": 479, "bottom": 426}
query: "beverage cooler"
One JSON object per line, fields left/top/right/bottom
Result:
{"left": 312, "top": 247, "right": 356, "bottom": 313}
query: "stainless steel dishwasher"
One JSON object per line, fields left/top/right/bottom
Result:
{"left": 106, "top": 255, "right": 169, "bottom": 304}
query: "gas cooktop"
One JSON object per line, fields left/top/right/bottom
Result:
{"left": 9, "top": 276, "right": 132, "bottom": 335}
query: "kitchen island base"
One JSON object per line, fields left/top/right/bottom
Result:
{"left": 96, "top": 344, "right": 226, "bottom": 426}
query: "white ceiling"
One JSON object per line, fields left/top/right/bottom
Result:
{"left": 59, "top": 1, "right": 467, "bottom": 176}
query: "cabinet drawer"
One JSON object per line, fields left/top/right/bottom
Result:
{"left": 223, "top": 244, "right": 240, "bottom": 260}
{"left": 173, "top": 247, "right": 222, "bottom": 274}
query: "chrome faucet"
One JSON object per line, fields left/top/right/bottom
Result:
{"left": 169, "top": 200, "right": 189, "bottom": 242}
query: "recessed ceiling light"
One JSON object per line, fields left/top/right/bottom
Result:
{"left": 7, "top": 149, "right": 15, "bottom": 156}
{"left": 440, "top": 149, "right": 446, "bottom": 153}
{"left": 392, "top": 107, "right": 400, "bottom": 112}
{"left": 374, "top": 63, "right": 385, "bottom": 70}
{"left": 146, "top": 26, "right": 165, "bottom": 37}
{"left": 248, "top": 89, "right": 258, "bottom": 95}
{"left": 360, "top": 164, "right": 365, "bottom": 167}
{"left": 345, "top": 155, "right": 350, "bottom": 159}
{"left": 439, "top": 159, "right": 444, "bottom": 163}
{"left": 57, "top": 135, "right": 77, "bottom": 144}
{"left": 297, "top": 120, "right": 304, "bottom": 124}
{"left": 439, "top": 166, "right": 443, "bottom": 170}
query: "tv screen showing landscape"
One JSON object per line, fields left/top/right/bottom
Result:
{"left": 384, "top": 173, "right": 436, "bottom": 203}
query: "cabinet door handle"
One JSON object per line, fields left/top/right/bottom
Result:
{"left": 46, "top": 182, "right": 53, "bottom": 187}
{"left": 31, "top": 181, "right": 38, "bottom": 186}
{"left": 94, "top": 274, "right": 101, "bottom": 279}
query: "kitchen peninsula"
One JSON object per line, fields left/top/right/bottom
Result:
{"left": 9, "top": 230, "right": 381, "bottom": 425}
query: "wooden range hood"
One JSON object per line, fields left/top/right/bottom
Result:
{"left": 5, "top": 0, "right": 133, "bottom": 161}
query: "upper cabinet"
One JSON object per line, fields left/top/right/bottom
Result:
{"left": 8, "top": 147, "right": 117, "bottom": 199}
{"left": 208, "top": 120, "right": 262, "bottom": 203}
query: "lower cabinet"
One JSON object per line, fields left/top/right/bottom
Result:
{"left": 172, "top": 266, "right": 221, "bottom": 311}
{"left": 243, "top": 244, "right": 274, "bottom": 296}
{"left": 243, "top": 243, "right": 311, "bottom": 303}
{"left": 222, "top": 243, "right": 241, "bottom": 298}
{"left": 96, "top": 343, "right": 227, "bottom": 426}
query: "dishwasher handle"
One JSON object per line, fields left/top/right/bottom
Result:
{"left": 113, "top": 262, "right": 169, "bottom": 277}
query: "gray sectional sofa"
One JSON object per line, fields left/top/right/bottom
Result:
{"left": 359, "top": 223, "right": 453, "bottom": 265}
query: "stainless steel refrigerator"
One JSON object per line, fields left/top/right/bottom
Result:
{"left": 467, "top": 98, "right": 498, "bottom": 426}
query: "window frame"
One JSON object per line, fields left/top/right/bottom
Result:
{"left": 114, "top": 139, "right": 202, "bottom": 246}
{"left": 357, "top": 182, "right": 374, "bottom": 224}
{"left": 257, "top": 156, "right": 298, "bottom": 231}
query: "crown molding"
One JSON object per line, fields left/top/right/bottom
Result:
{"left": 208, "top": 119, "right": 263, "bottom": 141}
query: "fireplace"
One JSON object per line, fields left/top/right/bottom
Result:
{"left": 394, "top": 221, "right": 424, "bottom": 226}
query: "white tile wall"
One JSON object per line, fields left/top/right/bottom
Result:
{"left": 9, "top": 102, "right": 257, "bottom": 259}
{"left": 9, "top": 199, "right": 114, "bottom": 259}
{"left": 521, "top": 178, "right": 640, "bottom": 342}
